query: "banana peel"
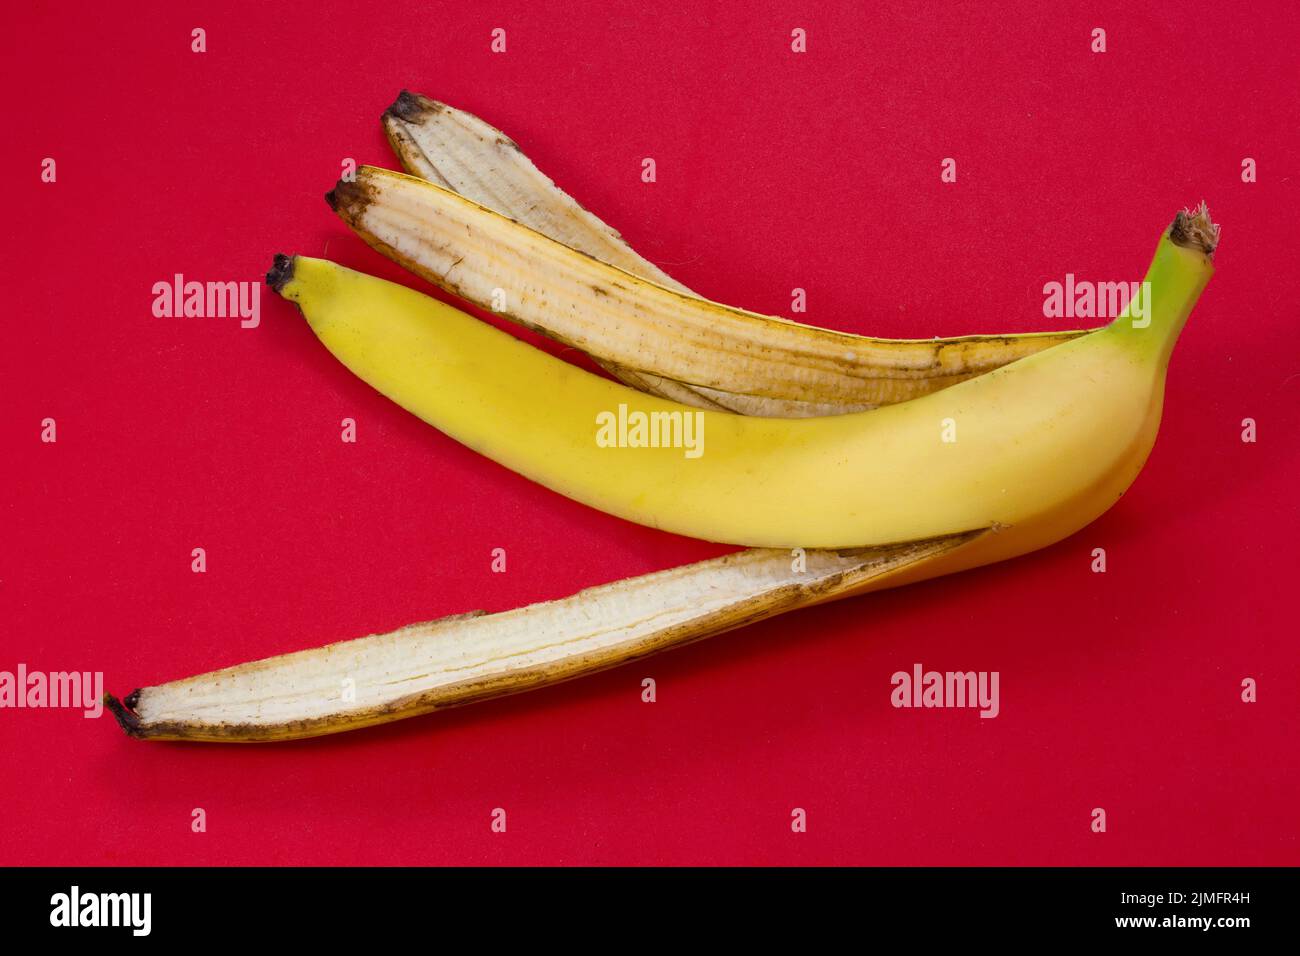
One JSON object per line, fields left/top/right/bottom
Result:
{"left": 108, "top": 534, "right": 983, "bottom": 741}
{"left": 379, "top": 91, "right": 1091, "bottom": 417}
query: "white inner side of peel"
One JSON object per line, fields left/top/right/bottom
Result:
{"left": 137, "top": 548, "right": 891, "bottom": 727}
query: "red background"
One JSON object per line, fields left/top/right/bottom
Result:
{"left": 2, "top": 1, "right": 1297, "bottom": 866}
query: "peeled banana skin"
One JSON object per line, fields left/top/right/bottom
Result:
{"left": 108, "top": 534, "right": 984, "bottom": 741}
{"left": 379, "top": 91, "right": 1091, "bottom": 417}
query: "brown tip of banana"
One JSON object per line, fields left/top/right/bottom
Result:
{"left": 265, "top": 253, "right": 296, "bottom": 294}
{"left": 1169, "top": 201, "right": 1220, "bottom": 258}
{"left": 385, "top": 89, "right": 441, "bottom": 124}
{"left": 325, "top": 178, "right": 371, "bottom": 220}
{"left": 105, "top": 693, "right": 146, "bottom": 738}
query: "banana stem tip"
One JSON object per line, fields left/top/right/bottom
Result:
{"left": 1169, "top": 201, "right": 1220, "bottom": 257}
{"left": 104, "top": 693, "right": 145, "bottom": 738}
{"left": 266, "top": 253, "right": 296, "bottom": 293}
{"left": 324, "top": 178, "right": 369, "bottom": 217}
{"left": 386, "top": 89, "right": 440, "bottom": 122}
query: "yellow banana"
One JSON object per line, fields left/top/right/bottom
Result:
{"left": 330, "top": 155, "right": 1088, "bottom": 417}
{"left": 272, "top": 206, "right": 1215, "bottom": 563}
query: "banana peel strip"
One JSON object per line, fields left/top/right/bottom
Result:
{"left": 380, "top": 91, "right": 1091, "bottom": 416}
{"left": 108, "top": 533, "right": 983, "bottom": 742}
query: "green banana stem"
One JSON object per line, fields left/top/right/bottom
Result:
{"left": 1108, "top": 203, "right": 1218, "bottom": 365}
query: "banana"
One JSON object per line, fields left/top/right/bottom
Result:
{"left": 270, "top": 206, "right": 1214, "bottom": 557}
{"left": 104, "top": 87, "right": 1217, "bottom": 742}
{"left": 359, "top": 108, "right": 1090, "bottom": 417}
{"left": 107, "top": 534, "right": 981, "bottom": 741}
